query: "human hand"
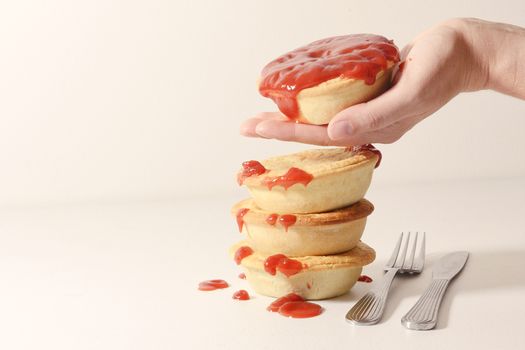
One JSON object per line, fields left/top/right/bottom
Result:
{"left": 240, "top": 18, "right": 494, "bottom": 146}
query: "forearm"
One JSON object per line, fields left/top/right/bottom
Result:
{"left": 455, "top": 18, "right": 525, "bottom": 98}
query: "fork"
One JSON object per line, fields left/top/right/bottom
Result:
{"left": 346, "top": 232, "right": 426, "bottom": 325}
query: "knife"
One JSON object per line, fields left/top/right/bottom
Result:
{"left": 401, "top": 251, "right": 469, "bottom": 330}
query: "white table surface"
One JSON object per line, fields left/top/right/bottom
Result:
{"left": 1, "top": 177, "right": 524, "bottom": 350}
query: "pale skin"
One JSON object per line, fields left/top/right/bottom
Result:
{"left": 241, "top": 18, "right": 525, "bottom": 146}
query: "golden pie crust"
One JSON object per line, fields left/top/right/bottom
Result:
{"left": 239, "top": 147, "right": 378, "bottom": 213}
{"left": 230, "top": 240, "right": 375, "bottom": 271}
{"left": 232, "top": 198, "right": 373, "bottom": 226}
{"left": 231, "top": 198, "right": 374, "bottom": 256}
{"left": 229, "top": 241, "right": 375, "bottom": 299}
{"left": 293, "top": 64, "right": 394, "bottom": 125}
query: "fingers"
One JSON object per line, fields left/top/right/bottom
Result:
{"left": 240, "top": 112, "right": 287, "bottom": 137}
{"left": 242, "top": 75, "right": 420, "bottom": 146}
{"left": 240, "top": 112, "right": 349, "bottom": 146}
{"left": 400, "top": 42, "right": 414, "bottom": 60}
{"left": 327, "top": 79, "right": 415, "bottom": 141}
{"left": 242, "top": 53, "right": 422, "bottom": 147}
{"left": 239, "top": 117, "right": 264, "bottom": 137}
{"left": 240, "top": 112, "right": 417, "bottom": 146}
{"left": 335, "top": 116, "right": 418, "bottom": 145}
{"left": 326, "top": 40, "right": 425, "bottom": 144}
{"left": 254, "top": 119, "right": 343, "bottom": 146}
{"left": 240, "top": 93, "right": 416, "bottom": 146}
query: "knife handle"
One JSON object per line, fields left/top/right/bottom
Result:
{"left": 401, "top": 278, "right": 449, "bottom": 330}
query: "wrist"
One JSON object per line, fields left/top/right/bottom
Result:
{"left": 440, "top": 18, "right": 491, "bottom": 92}
{"left": 445, "top": 18, "right": 525, "bottom": 97}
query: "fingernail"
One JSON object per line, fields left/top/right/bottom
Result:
{"left": 329, "top": 120, "right": 353, "bottom": 140}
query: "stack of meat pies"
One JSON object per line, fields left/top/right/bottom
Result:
{"left": 231, "top": 146, "right": 380, "bottom": 300}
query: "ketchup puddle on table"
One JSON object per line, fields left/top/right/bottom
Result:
{"left": 357, "top": 275, "right": 373, "bottom": 283}
{"left": 199, "top": 283, "right": 322, "bottom": 318}
{"left": 267, "top": 293, "right": 322, "bottom": 318}
{"left": 232, "top": 290, "right": 250, "bottom": 300}
{"left": 198, "top": 279, "right": 229, "bottom": 291}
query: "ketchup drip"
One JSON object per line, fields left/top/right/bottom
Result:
{"left": 238, "top": 272, "right": 246, "bottom": 279}
{"left": 266, "top": 213, "right": 279, "bottom": 226}
{"left": 236, "top": 208, "right": 250, "bottom": 232}
{"left": 278, "top": 214, "right": 297, "bottom": 232}
{"left": 198, "top": 279, "right": 229, "bottom": 291}
{"left": 263, "top": 167, "right": 313, "bottom": 190}
{"left": 266, "top": 213, "right": 297, "bottom": 231}
{"left": 358, "top": 275, "right": 373, "bottom": 283}
{"left": 232, "top": 290, "right": 250, "bottom": 300}
{"left": 259, "top": 34, "right": 399, "bottom": 119}
{"left": 237, "top": 160, "right": 267, "bottom": 185}
{"left": 234, "top": 246, "right": 254, "bottom": 265}
{"left": 267, "top": 293, "right": 323, "bottom": 318}
{"left": 264, "top": 254, "right": 304, "bottom": 277}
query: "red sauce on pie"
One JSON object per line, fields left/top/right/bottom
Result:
{"left": 361, "top": 144, "right": 382, "bottom": 168}
{"left": 238, "top": 272, "right": 246, "bottom": 279}
{"left": 358, "top": 275, "right": 373, "bottom": 283}
{"left": 237, "top": 160, "right": 267, "bottom": 185}
{"left": 267, "top": 293, "right": 305, "bottom": 312}
{"left": 346, "top": 144, "right": 382, "bottom": 168}
{"left": 236, "top": 208, "right": 250, "bottom": 232}
{"left": 266, "top": 213, "right": 279, "bottom": 226}
{"left": 278, "top": 301, "right": 323, "bottom": 318}
{"left": 264, "top": 254, "right": 304, "bottom": 277}
{"left": 234, "top": 246, "right": 254, "bottom": 265}
{"left": 232, "top": 290, "right": 250, "bottom": 300}
{"left": 278, "top": 214, "right": 297, "bottom": 232}
{"left": 198, "top": 279, "right": 229, "bottom": 291}
{"left": 264, "top": 254, "right": 286, "bottom": 275}
{"left": 259, "top": 34, "right": 399, "bottom": 119}
{"left": 266, "top": 214, "right": 297, "bottom": 231}
{"left": 263, "top": 167, "right": 314, "bottom": 190}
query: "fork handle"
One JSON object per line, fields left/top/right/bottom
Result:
{"left": 346, "top": 268, "right": 399, "bottom": 325}
{"left": 401, "top": 278, "right": 450, "bottom": 330}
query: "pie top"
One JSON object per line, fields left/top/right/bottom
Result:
{"left": 230, "top": 240, "right": 376, "bottom": 272}
{"left": 258, "top": 34, "right": 399, "bottom": 120}
{"left": 239, "top": 147, "right": 378, "bottom": 187}
{"left": 231, "top": 198, "right": 374, "bottom": 226}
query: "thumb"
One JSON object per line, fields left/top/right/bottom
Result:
{"left": 327, "top": 79, "right": 412, "bottom": 141}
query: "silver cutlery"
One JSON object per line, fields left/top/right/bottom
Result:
{"left": 401, "top": 251, "right": 469, "bottom": 330}
{"left": 346, "top": 232, "right": 426, "bottom": 325}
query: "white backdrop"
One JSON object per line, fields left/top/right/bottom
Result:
{"left": 0, "top": 0, "right": 524, "bottom": 206}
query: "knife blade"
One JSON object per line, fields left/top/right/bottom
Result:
{"left": 401, "top": 251, "right": 469, "bottom": 330}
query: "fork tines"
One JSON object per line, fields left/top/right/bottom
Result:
{"left": 387, "top": 232, "right": 426, "bottom": 274}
